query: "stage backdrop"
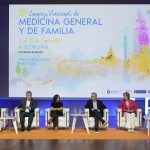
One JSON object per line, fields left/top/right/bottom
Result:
{"left": 9, "top": 4, "right": 150, "bottom": 98}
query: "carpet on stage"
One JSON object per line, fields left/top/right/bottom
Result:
{"left": 0, "top": 128, "right": 150, "bottom": 140}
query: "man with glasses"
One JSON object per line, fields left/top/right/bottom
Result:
{"left": 15, "top": 91, "right": 36, "bottom": 131}
{"left": 85, "top": 92, "right": 107, "bottom": 133}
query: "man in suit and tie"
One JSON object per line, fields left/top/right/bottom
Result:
{"left": 15, "top": 91, "right": 36, "bottom": 131}
{"left": 85, "top": 92, "right": 107, "bottom": 133}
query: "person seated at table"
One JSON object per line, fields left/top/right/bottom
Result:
{"left": 47, "top": 94, "right": 63, "bottom": 130}
{"left": 15, "top": 91, "right": 36, "bottom": 131}
{"left": 85, "top": 92, "right": 108, "bottom": 133}
{"left": 118, "top": 92, "right": 138, "bottom": 132}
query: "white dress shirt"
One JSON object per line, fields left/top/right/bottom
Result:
{"left": 25, "top": 99, "right": 31, "bottom": 113}
{"left": 93, "top": 101, "right": 98, "bottom": 110}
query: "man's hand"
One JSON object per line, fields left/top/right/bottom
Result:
{"left": 14, "top": 107, "right": 23, "bottom": 111}
{"left": 14, "top": 107, "right": 18, "bottom": 110}
{"left": 25, "top": 106, "right": 31, "bottom": 110}
{"left": 91, "top": 109, "right": 100, "bottom": 112}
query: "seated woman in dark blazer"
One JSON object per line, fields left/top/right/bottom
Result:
{"left": 48, "top": 94, "right": 63, "bottom": 130}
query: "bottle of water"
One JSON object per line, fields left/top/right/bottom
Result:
{"left": 74, "top": 108, "right": 77, "bottom": 114}
{"left": 145, "top": 109, "right": 150, "bottom": 119}
{"left": 5, "top": 109, "right": 9, "bottom": 118}
{"left": 79, "top": 107, "right": 81, "bottom": 114}
{"left": 148, "top": 109, "right": 150, "bottom": 118}
{"left": 10, "top": 109, "right": 14, "bottom": 118}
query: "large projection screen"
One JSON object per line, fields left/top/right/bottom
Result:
{"left": 9, "top": 5, "right": 150, "bottom": 98}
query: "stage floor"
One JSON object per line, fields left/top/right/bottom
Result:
{"left": 0, "top": 140, "right": 150, "bottom": 150}
{"left": 0, "top": 128, "right": 150, "bottom": 140}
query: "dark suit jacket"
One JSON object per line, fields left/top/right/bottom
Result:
{"left": 18, "top": 98, "right": 36, "bottom": 115}
{"left": 85, "top": 99, "right": 106, "bottom": 117}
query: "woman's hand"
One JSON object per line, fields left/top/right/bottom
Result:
{"left": 50, "top": 107, "right": 63, "bottom": 111}
{"left": 50, "top": 107, "right": 56, "bottom": 111}
{"left": 57, "top": 107, "right": 63, "bottom": 111}
{"left": 126, "top": 110, "right": 134, "bottom": 113}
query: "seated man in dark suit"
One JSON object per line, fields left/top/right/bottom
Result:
{"left": 15, "top": 91, "right": 36, "bottom": 131}
{"left": 85, "top": 92, "right": 107, "bottom": 133}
